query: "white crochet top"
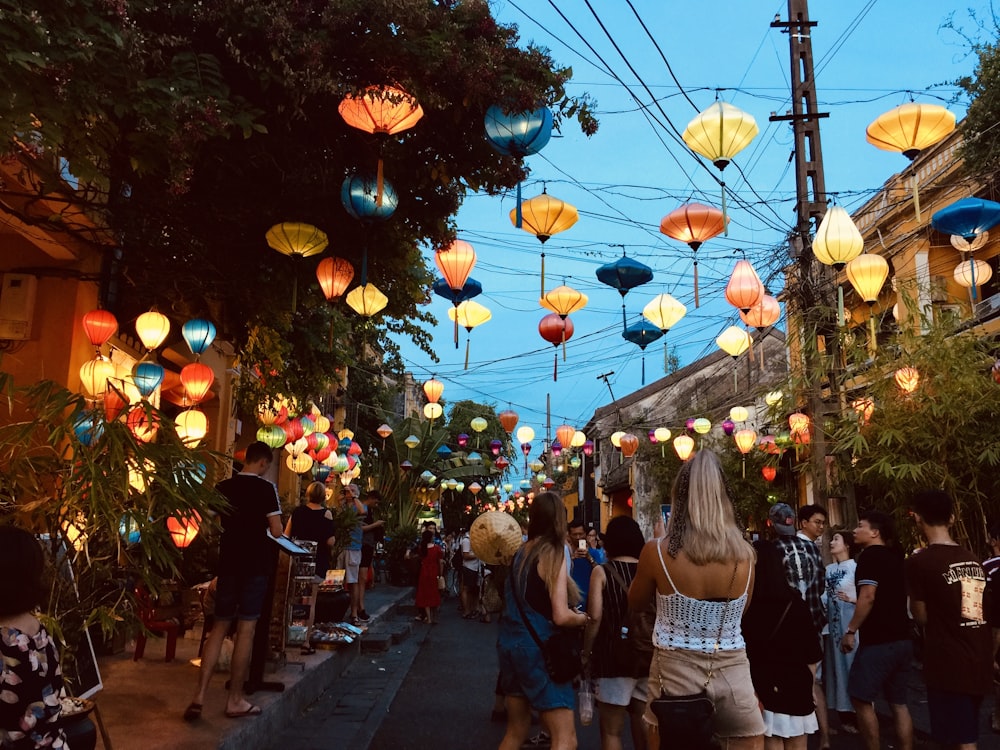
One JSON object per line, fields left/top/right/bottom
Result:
{"left": 652, "top": 541, "right": 750, "bottom": 653}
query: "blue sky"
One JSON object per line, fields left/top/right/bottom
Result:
{"left": 391, "top": 1, "right": 987, "bottom": 455}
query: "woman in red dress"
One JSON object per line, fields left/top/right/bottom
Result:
{"left": 414, "top": 529, "right": 444, "bottom": 623}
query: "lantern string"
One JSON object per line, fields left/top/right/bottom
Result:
{"left": 721, "top": 180, "right": 728, "bottom": 236}
{"left": 837, "top": 285, "right": 845, "bottom": 328}
{"left": 693, "top": 257, "right": 700, "bottom": 308}
{"left": 464, "top": 337, "right": 470, "bottom": 370}
{"left": 663, "top": 338, "right": 668, "bottom": 374}
{"left": 746, "top": 323, "right": 755, "bottom": 365}
{"left": 641, "top": 352, "right": 646, "bottom": 385}
{"left": 540, "top": 252, "right": 546, "bottom": 298}
{"left": 454, "top": 304, "right": 460, "bottom": 349}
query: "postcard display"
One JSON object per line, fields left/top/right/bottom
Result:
{"left": 283, "top": 540, "right": 319, "bottom": 647}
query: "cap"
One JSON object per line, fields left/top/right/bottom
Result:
{"left": 768, "top": 503, "right": 796, "bottom": 536}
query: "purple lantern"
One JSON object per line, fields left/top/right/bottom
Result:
{"left": 457, "top": 433, "right": 470, "bottom": 448}
{"left": 685, "top": 418, "right": 696, "bottom": 435}
{"left": 722, "top": 419, "right": 736, "bottom": 436}
{"left": 582, "top": 440, "right": 595, "bottom": 457}
{"left": 648, "top": 429, "right": 658, "bottom": 443}
{"left": 551, "top": 440, "right": 563, "bottom": 457}
{"left": 489, "top": 439, "right": 503, "bottom": 456}
{"left": 521, "top": 442, "right": 532, "bottom": 457}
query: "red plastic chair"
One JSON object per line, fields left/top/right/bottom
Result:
{"left": 133, "top": 585, "right": 178, "bottom": 662}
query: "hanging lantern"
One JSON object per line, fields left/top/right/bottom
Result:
{"left": 541, "top": 284, "right": 588, "bottom": 318}
{"left": 724, "top": 259, "right": 765, "bottom": 314}
{"left": 643, "top": 293, "right": 687, "bottom": 373}
{"left": 582, "top": 440, "right": 595, "bottom": 456}
{"left": 119, "top": 515, "right": 141, "bottom": 545}
{"left": 730, "top": 407, "right": 749, "bottom": 423}
{"left": 377, "top": 424, "right": 393, "bottom": 439}
{"left": 423, "top": 377, "right": 444, "bottom": 404}
{"left": 894, "top": 366, "right": 920, "bottom": 394}
{"left": 313, "top": 414, "right": 331, "bottom": 434}
{"left": 135, "top": 311, "right": 171, "bottom": 351}
{"left": 851, "top": 398, "right": 875, "bottom": 424}
{"left": 103, "top": 386, "right": 127, "bottom": 423}
{"left": 571, "top": 431, "right": 587, "bottom": 449}
{"left": 716, "top": 326, "right": 751, "bottom": 359}
{"left": 619, "top": 433, "right": 639, "bottom": 458}
{"left": 866, "top": 102, "right": 955, "bottom": 220}
{"left": 79, "top": 357, "right": 115, "bottom": 398}
{"left": 510, "top": 190, "right": 579, "bottom": 296}
{"left": 673, "top": 434, "right": 695, "bottom": 461}
{"left": 257, "top": 424, "right": 287, "bottom": 449}
{"left": 721, "top": 419, "right": 735, "bottom": 436}
{"left": 682, "top": 101, "right": 759, "bottom": 229}
{"left": 516, "top": 426, "right": 535, "bottom": 444}
{"left": 740, "top": 295, "right": 780, "bottom": 328}
{"left": 73, "top": 410, "right": 104, "bottom": 446}
{"left": 952, "top": 232, "right": 989, "bottom": 253}
{"left": 734, "top": 428, "right": 757, "bottom": 454}
{"left": 132, "top": 362, "right": 165, "bottom": 399}
{"left": 126, "top": 406, "right": 161, "bottom": 443}
{"left": 788, "top": 412, "right": 810, "bottom": 435}
{"left": 555, "top": 424, "right": 576, "bottom": 451}
{"left": 404, "top": 434, "right": 421, "bottom": 449}
{"left": 484, "top": 106, "right": 553, "bottom": 156}
{"left": 693, "top": 418, "right": 712, "bottom": 435}
{"left": 598, "top": 252, "right": 654, "bottom": 331}
{"left": 339, "top": 84, "right": 424, "bottom": 135}
{"left": 468, "top": 482, "right": 482, "bottom": 496}
{"left": 181, "top": 319, "right": 217, "bottom": 356}
{"left": 180, "top": 362, "right": 214, "bottom": 404}
{"left": 175, "top": 408, "right": 208, "bottom": 446}
{"left": 846, "top": 252, "right": 890, "bottom": 352}
{"left": 471, "top": 417, "right": 488, "bottom": 434}
{"left": 499, "top": 409, "right": 519, "bottom": 434}
{"left": 449, "top": 300, "right": 492, "bottom": 368}
{"left": 762, "top": 465, "right": 777, "bottom": 482}
{"left": 765, "top": 390, "right": 784, "bottom": 407}
{"left": 266, "top": 222, "right": 328, "bottom": 257}
{"left": 341, "top": 173, "right": 399, "bottom": 222}
{"left": 490, "top": 439, "right": 503, "bottom": 456}
{"left": 345, "top": 283, "right": 388, "bottom": 317}
{"left": 436, "top": 445, "right": 453, "bottom": 460}
{"left": 316, "top": 257, "right": 355, "bottom": 301}
{"left": 423, "top": 402, "right": 443, "bottom": 420}
{"left": 660, "top": 202, "right": 727, "bottom": 306}
{"left": 608, "top": 431, "right": 624, "bottom": 450}
{"left": 437, "top": 240, "right": 478, "bottom": 347}
{"left": 953, "top": 258, "right": 993, "bottom": 289}
{"left": 81, "top": 309, "right": 118, "bottom": 349}
{"left": 812, "top": 206, "right": 864, "bottom": 269}
{"left": 457, "top": 433, "right": 470, "bottom": 448}
{"left": 538, "top": 313, "right": 574, "bottom": 381}
{"left": 622, "top": 319, "right": 664, "bottom": 385}
{"left": 286, "top": 453, "right": 314, "bottom": 474}
{"left": 550, "top": 440, "right": 563, "bottom": 457}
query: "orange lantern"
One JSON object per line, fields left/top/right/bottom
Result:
{"left": 103, "top": 385, "right": 128, "bottom": 423}
{"left": 851, "top": 398, "right": 875, "bottom": 424}
{"left": 659, "top": 202, "right": 727, "bottom": 306}
{"left": 734, "top": 427, "right": 757, "bottom": 477}
{"left": 126, "top": 406, "right": 161, "bottom": 443}
{"left": 316, "top": 257, "right": 355, "bottom": 301}
{"left": 499, "top": 409, "right": 519, "bottom": 434}
{"left": 788, "top": 412, "right": 810, "bottom": 435}
{"left": 423, "top": 377, "right": 444, "bottom": 404}
{"left": 180, "top": 362, "right": 214, "bottom": 404}
{"left": 894, "top": 367, "right": 919, "bottom": 394}
{"left": 541, "top": 285, "right": 588, "bottom": 319}
{"left": 81, "top": 309, "right": 118, "bottom": 350}
{"left": 673, "top": 434, "right": 695, "bottom": 461}
{"left": 619, "top": 433, "right": 639, "bottom": 459}
{"left": 167, "top": 511, "right": 202, "bottom": 548}
{"left": 724, "top": 259, "right": 765, "bottom": 313}
{"left": 556, "top": 424, "right": 576, "bottom": 452}
{"left": 761, "top": 465, "right": 777, "bottom": 482}
{"left": 740, "top": 295, "right": 780, "bottom": 329}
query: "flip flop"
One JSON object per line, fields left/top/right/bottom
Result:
{"left": 225, "top": 704, "right": 262, "bottom": 719}
{"left": 183, "top": 702, "right": 203, "bottom": 721}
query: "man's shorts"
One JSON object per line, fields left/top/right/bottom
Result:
{"left": 460, "top": 566, "right": 479, "bottom": 589}
{"left": 360, "top": 543, "right": 375, "bottom": 569}
{"left": 847, "top": 639, "right": 912, "bottom": 705}
{"left": 344, "top": 549, "right": 362, "bottom": 584}
{"left": 927, "top": 687, "right": 983, "bottom": 745}
{"left": 214, "top": 574, "right": 269, "bottom": 621}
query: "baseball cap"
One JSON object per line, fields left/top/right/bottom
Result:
{"left": 768, "top": 503, "right": 796, "bottom": 536}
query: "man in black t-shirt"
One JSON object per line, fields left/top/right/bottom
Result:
{"left": 840, "top": 511, "right": 913, "bottom": 750}
{"left": 186, "top": 442, "right": 283, "bottom": 721}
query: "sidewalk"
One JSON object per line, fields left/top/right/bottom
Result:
{"left": 91, "top": 585, "right": 413, "bottom": 750}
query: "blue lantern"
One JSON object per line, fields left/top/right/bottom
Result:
{"left": 174, "top": 461, "right": 208, "bottom": 485}
{"left": 132, "top": 362, "right": 164, "bottom": 398}
{"left": 484, "top": 106, "right": 554, "bottom": 228}
{"left": 119, "top": 515, "right": 141, "bottom": 545}
{"left": 338, "top": 437, "right": 353, "bottom": 455}
{"left": 623, "top": 319, "right": 664, "bottom": 385}
{"left": 341, "top": 174, "right": 399, "bottom": 222}
{"left": 312, "top": 464, "right": 331, "bottom": 482}
{"left": 931, "top": 197, "right": 1000, "bottom": 241}
{"left": 519, "top": 478, "right": 532, "bottom": 490}
{"left": 597, "top": 252, "right": 654, "bottom": 330}
{"left": 73, "top": 410, "right": 104, "bottom": 446}
{"left": 436, "top": 444, "right": 453, "bottom": 459}
{"left": 181, "top": 319, "right": 217, "bottom": 356}
{"left": 467, "top": 451, "right": 483, "bottom": 464}
{"left": 433, "top": 277, "right": 482, "bottom": 305}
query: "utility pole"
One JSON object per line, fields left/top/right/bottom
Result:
{"left": 770, "top": 0, "right": 836, "bottom": 505}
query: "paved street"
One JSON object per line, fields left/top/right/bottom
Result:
{"left": 283, "top": 589, "right": 1000, "bottom": 750}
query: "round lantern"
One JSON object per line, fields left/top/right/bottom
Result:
{"left": 423, "top": 377, "right": 444, "bottom": 404}
{"left": 653, "top": 427, "right": 671, "bottom": 443}
{"left": 673, "top": 435, "right": 695, "bottom": 461}
{"left": 619, "top": 433, "right": 639, "bottom": 458}
{"left": 740, "top": 295, "right": 781, "bottom": 329}
{"left": 80, "top": 357, "right": 116, "bottom": 398}
{"left": 167, "top": 511, "right": 202, "bottom": 548}
{"left": 693, "top": 418, "right": 712, "bottom": 435}
{"left": 316, "top": 257, "right": 355, "bottom": 301}
{"left": 894, "top": 367, "right": 920, "bottom": 394}
{"left": 181, "top": 319, "right": 217, "bottom": 356}
{"left": 175, "top": 408, "right": 208, "bottom": 446}
{"left": 555, "top": 424, "right": 576, "bottom": 451}
{"left": 851, "top": 398, "right": 875, "bottom": 424}
{"left": 342, "top": 173, "right": 398, "bottom": 221}
{"left": 734, "top": 428, "right": 757, "bottom": 454}
{"left": 257, "top": 424, "right": 287, "bottom": 449}
{"left": 765, "top": 390, "right": 784, "bottom": 407}
{"left": 484, "top": 106, "right": 553, "bottom": 156}
{"left": 730, "top": 406, "right": 749, "bottom": 423}
{"left": 762, "top": 465, "right": 777, "bottom": 482}
{"left": 721, "top": 419, "right": 735, "bottom": 436}
{"left": 471, "top": 417, "right": 488, "bottom": 433}
{"left": 516, "top": 426, "right": 535, "bottom": 444}
{"left": 571, "top": 431, "right": 587, "bottom": 448}
{"left": 423, "top": 402, "right": 443, "bottom": 420}
{"left": 582, "top": 440, "right": 595, "bottom": 457}
{"left": 126, "top": 407, "right": 161, "bottom": 443}
{"left": 682, "top": 102, "right": 759, "bottom": 171}
{"left": 490, "top": 439, "right": 503, "bottom": 456}
{"left": 82, "top": 309, "right": 118, "bottom": 348}
{"left": 953, "top": 259, "right": 993, "bottom": 289}
{"left": 181, "top": 362, "right": 214, "bottom": 404}
{"left": 457, "top": 433, "right": 470, "bottom": 448}
{"left": 286, "top": 453, "right": 314, "bottom": 474}
{"left": 73, "top": 410, "right": 104, "bottom": 446}
{"left": 538, "top": 313, "right": 575, "bottom": 381}
{"left": 788, "top": 412, "right": 810, "bottom": 435}
{"left": 135, "top": 311, "right": 170, "bottom": 351}
{"left": 610, "top": 431, "right": 625, "bottom": 448}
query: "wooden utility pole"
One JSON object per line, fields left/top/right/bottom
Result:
{"left": 770, "top": 0, "right": 836, "bottom": 505}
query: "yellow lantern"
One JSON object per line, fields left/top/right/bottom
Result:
{"left": 813, "top": 206, "right": 864, "bottom": 269}
{"left": 509, "top": 190, "right": 579, "bottom": 295}
{"left": 127, "top": 459, "right": 154, "bottom": 493}
{"left": 673, "top": 434, "right": 695, "bottom": 461}
{"left": 345, "top": 283, "right": 388, "bottom": 317}
{"left": 80, "top": 357, "right": 116, "bottom": 397}
{"left": 682, "top": 101, "right": 759, "bottom": 231}
{"left": 716, "top": 326, "right": 751, "bottom": 358}
{"left": 654, "top": 427, "right": 671, "bottom": 443}
{"left": 730, "top": 406, "right": 749, "bottom": 423}
{"left": 894, "top": 366, "right": 920, "bottom": 394}
{"left": 571, "top": 430, "right": 587, "bottom": 448}
{"left": 846, "top": 252, "right": 890, "bottom": 352}
{"left": 765, "top": 390, "right": 783, "bottom": 407}
{"left": 952, "top": 233, "right": 989, "bottom": 253}
{"left": 423, "top": 377, "right": 444, "bottom": 404}
{"left": 516, "top": 426, "right": 535, "bottom": 444}
{"left": 541, "top": 285, "right": 588, "bottom": 318}
{"left": 448, "top": 300, "right": 492, "bottom": 369}
{"left": 135, "top": 311, "right": 170, "bottom": 351}
{"left": 734, "top": 428, "right": 757, "bottom": 454}
{"left": 313, "top": 414, "right": 331, "bottom": 433}
{"left": 266, "top": 222, "right": 328, "bottom": 258}
{"left": 286, "top": 453, "right": 314, "bottom": 474}
{"left": 175, "top": 408, "right": 208, "bottom": 446}
{"left": 693, "top": 418, "right": 712, "bottom": 435}
{"left": 423, "top": 402, "right": 443, "bottom": 421}
{"left": 953, "top": 259, "right": 993, "bottom": 289}
{"left": 643, "top": 293, "right": 687, "bottom": 373}
{"left": 610, "top": 431, "right": 625, "bottom": 448}
{"left": 556, "top": 424, "right": 576, "bottom": 451}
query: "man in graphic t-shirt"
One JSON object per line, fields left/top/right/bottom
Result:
{"left": 840, "top": 510, "right": 913, "bottom": 750}
{"left": 187, "top": 441, "right": 283, "bottom": 721}
{"left": 906, "top": 489, "right": 992, "bottom": 749}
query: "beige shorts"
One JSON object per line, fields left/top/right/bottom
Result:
{"left": 645, "top": 647, "right": 765, "bottom": 739}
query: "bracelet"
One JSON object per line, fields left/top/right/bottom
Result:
{"left": 845, "top": 629, "right": 856, "bottom": 636}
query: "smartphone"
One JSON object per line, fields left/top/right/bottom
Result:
{"left": 578, "top": 539, "right": 587, "bottom": 551}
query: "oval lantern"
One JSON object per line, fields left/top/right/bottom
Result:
{"left": 740, "top": 295, "right": 781, "bottom": 329}
{"left": 82, "top": 309, "right": 118, "bottom": 349}
{"left": 490, "top": 439, "right": 503, "bottom": 456}
{"left": 181, "top": 319, "right": 217, "bottom": 356}
{"left": 693, "top": 418, "right": 712, "bottom": 435}
{"left": 499, "top": 409, "right": 519, "bottom": 434}
{"left": 423, "top": 377, "right": 444, "bottom": 404}
{"left": 721, "top": 419, "right": 735, "bottom": 436}
{"left": 555, "top": 424, "right": 576, "bottom": 451}
{"left": 724, "top": 259, "right": 765, "bottom": 314}
{"left": 538, "top": 313, "right": 574, "bottom": 381}
{"left": 181, "top": 362, "right": 214, "bottom": 404}
{"left": 654, "top": 428, "right": 671, "bottom": 443}
{"left": 79, "top": 358, "right": 116, "bottom": 398}
{"left": 894, "top": 366, "right": 920, "bottom": 394}
{"left": 812, "top": 206, "right": 864, "bottom": 269}
{"left": 734, "top": 428, "right": 757, "bottom": 454}
{"left": 516, "top": 426, "right": 535, "bottom": 444}
{"left": 730, "top": 406, "right": 749, "bottom": 423}
{"left": 316, "top": 257, "right": 355, "bottom": 302}
{"left": 73, "top": 410, "right": 104, "bottom": 446}
{"left": 953, "top": 258, "right": 993, "bottom": 289}
{"left": 845, "top": 253, "right": 890, "bottom": 305}
{"left": 135, "top": 311, "right": 171, "bottom": 351}
{"left": 167, "top": 511, "right": 202, "bottom": 548}
{"left": 643, "top": 293, "right": 687, "bottom": 373}
{"left": 423, "top": 402, "right": 443, "bottom": 420}
{"left": 762, "top": 465, "right": 777, "bottom": 482}
{"left": 175, "top": 408, "right": 208, "bottom": 446}
{"left": 257, "top": 424, "right": 287, "bottom": 449}
{"left": 132, "top": 362, "right": 165, "bottom": 398}
{"left": 788, "top": 412, "right": 810, "bottom": 435}
{"left": 673, "top": 434, "right": 695, "bottom": 461}
{"left": 341, "top": 174, "right": 398, "bottom": 222}
{"left": 619, "top": 433, "right": 639, "bottom": 458}
{"left": 471, "top": 417, "right": 488, "bottom": 433}
{"left": 126, "top": 406, "right": 161, "bottom": 443}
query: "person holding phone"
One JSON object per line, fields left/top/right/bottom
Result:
{"left": 569, "top": 520, "right": 603, "bottom": 608}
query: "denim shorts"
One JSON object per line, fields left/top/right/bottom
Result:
{"left": 847, "top": 639, "right": 912, "bottom": 705}
{"left": 497, "top": 640, "right": 575, "bottom": 712}
{"left": 927, "top": 687, "right": 983, "bottom": 745}
{"left": 214, "top": 574, "right": 269, "bottom": 621}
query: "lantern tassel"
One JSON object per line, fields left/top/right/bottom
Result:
{"left": 553, "top": 351, "right": 558, "bottom": 382}
{"left": 721, "top": 180, "right": 728, "bottom": 235}
{"left": 837, "top": 285, "right": 845, "bottom": 328}
{"left": 641, "top": 353, "right": 646, "bottom": 385}
{"left": 970, "top": 256, "right": 978, "bottom": 302}
{"left": 621, "top": 301, "right": 627, "bottom": 332}
{"left": 376, "top": 157, "right": 385, "bottom": 208}
{"left": 747, "top": 324, "right": 755, "bottom": 365}
{"left": 911, "top": 169, "right": 920, "bottom": 223}
{"left": 464, "top": 338, "right": 470, "bottom": 370}
{"left": 663, "top": 339, "right": 668, "bottom": 374}
{"left": 693, "top": 258, "right": 700, "bottom": 308}
{"left": 733, "top": 364, "right": 738, "bottom": 393}
{"left": 561, "top": 329, "right": 567, "bottom": 361}
{"left": 742, "top": 456, "right": 746, "bottom": 479}
{"left": 868, "top": 312, "right": 877, "bottom": 355}
{"left": 454, "top": 306, "right": 460, "bottom": 349}
{"left": 540, "top": 252, "right": 546, "bottom": 298}
{"left": 515, "top": 181, "right": 523, "bottom": 229}
{"left": 660, "top": 443, "right": 665, "bottom": 458}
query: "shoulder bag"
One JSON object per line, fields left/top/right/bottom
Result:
{"left": 648, "top": 562, "right": 739, "bottom": 750}
{"left": 511, "top": 562, "right": 581, "bottom": 684}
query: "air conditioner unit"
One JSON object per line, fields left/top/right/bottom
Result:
{"left": 974, "top": 292, "right": 1000, "bottom": 320}
{"left": 929, "top": 276, "right": 949, "bottom": 303}
{"left": 0, "top": 274, "right": 37, "bottom": 340}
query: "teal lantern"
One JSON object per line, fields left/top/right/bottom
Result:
{"left": 181, "top": 319, "right": 217, "bottom": 356}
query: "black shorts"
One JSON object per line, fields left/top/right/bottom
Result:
{"left": 360, "top": 544, "right": 375, "bottom": 568}
{"left": 460, "top": 567, "right": 480, "bottom": 589}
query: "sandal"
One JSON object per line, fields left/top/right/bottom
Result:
{"left": 462, "top": 612, "right": 478, "bottom": 620}
{"left": 183, "top": 702, "right": 203, "bottom": 722}
{"left": 225, "top": 704, "right": 262, "bottom": 719}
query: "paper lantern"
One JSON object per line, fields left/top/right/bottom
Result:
{"left": 740, "top": 295, "right": 780, "bottom": 328}
{"left": 598, "top": 253, "right": 654, "bottom": 330}
{"left": 132, "top": 362, "right": 164, "bottom": 398}
{"left": 659, "top": 202, "right": 726, "bottom": 306}
{"left": 610, "top": 431, "right": 625, "bottom": 448}
{"left": 762, "top": 465, "right": 777, "bottom": 482}
{"left": 471, "top": 417, "right": 488, "bottom": 433}
{"left": 654, "top": 428, "right": 670, "bottom": 443}
{"left": 79, "top": 357, "right": 115, "bottom": 398}
{"left": 181, "top": 319, "right": 217, "bottom": 356}
{"left": 765, "top": 390, "right": 783, "bottom": 407}
{"left": 341, "top": 173, "right": 398, "bottom": 221}
{"left": 845, "top": 253, "right": 889, "bottom": 305}
{"left": 724, "top": 259, "right": 765, "bottom": 313}
{"left": 571, "top": 431, "right": 587, "bottom": 448}
{"left": 316, "top": 257, "right": 355, "bottom": 301}
{"left": 730, "top": 406, "right": 749, "bottom": 423}
{"left": 516, "top": 426, "right": 535, "bottom": 444}
{"left": 180, "top": 362, "right": 214, "bottom": 404}
{"left": 734, "top": 428, "right": 757, "bottom": 454}
{"left": 721, "top": 419, "right": 735, "bottom": 436}
{"left": 286, "top": 453, "right": 314, "bottom": 474}
{"left": 511, "top": 190, "right": 579, "bottom": 295}
{"left": 812, "top": 206, "right": 864, "bottom": 269}
{"left": 345, "top": 283, "right": 388, "bottom": 317}
{"left": 423, "top": 403, "right": 443, "bottom": 420}
{"left": 435, "top": 240, "right": 477, "bottom": 291}
{"left": 865, "top": 102, "right": 956, "bottom": 160}
{"left": 716, "top": 326, "right": 750, "bottom": 358}
{"left": 555, "top": 424, "right": 576, "bottom": 451}
{"left": 257, "top": 424, "right": 287, "bottom": 449}
{"left": 457, "top": 433, "right": 470, "bottom": 448}
{"left": 82, "top": 309, "right": 118, "bottom": 348}
{"left": 490, "top": 439, "right": 503, "bottom": 456}
{"left": 73, "top": 410, "right": 104, "bottom": 446}
{"left": 167, "top": 511, "right": 202, "bottom": 548}
{"left": 119, "top": 516, "right": 141, "bottom": 545}
{"left": 894, "top": 366, "right": 920, "bottom": 394}
{"left": 788, "top": 412, "right": 810, "bottom": 435}
{"left": 126, "top": 406, "right": 160, "bottom": 443}
{"left": 582, "top": 440, "right": 594, "bottom": 456}
{"left": 499, "top": 409, "right": 519, "bottom": 434}
{"left": 135, "top": 311, "right": 170, "bottom": 351}
{"left": 673, "top": 434, "right": 695, "bottom": 461}
{"left": 484, "top": 106, "right": 553, "bottom": 156}
{"left": 852, "top": 398, "right": 875, "bottom": 424}
{"left": 538, "top": 313, "right": 574, "bottom": 381}
{"left": 423, "top": 377, "right": 444, "bottom": 404}
{"left": 643, "top": 293, "right": 687, "bottom": 373}
{"left": 175, "top": 408, "right": 208, "bottom": 446}
{"left": 623, "top": 319, "right": 664, "bottom": 385}
{"left": 103, "top": 387, "right": 127, "bottom": 422}
{"left": 619, "top": 433, "right": 639, "bottom": 458}
{"left": 541, "top": 285, "right": 588, "bottom": 318}
{"left": 404, "top": 434, "right": 421, "bottom": 449}
{"left": 952, "top": 232, "right": 989, "bottom": 253}
{"left": 683, "top": 101, "right": 759, "bottom": 170}
{"left": 338, "top": 85, "right": 424, "bottom": 135}
{"left": 953, "top": 259, "right": 993, "bottom": 289}
{"left": 693, "top": 418, "right": 711, "bottom": 435}
{"left": 377, "top": 424, "right": 393, "bottom": 439}
{"left": 449, "top": 300, "right": 492, "bottom": 366}
{"left": 495, "top": 456, "right": 510, "bottom": 471}
{"left": 266, "top": 222, "right": 328, "bottom": 258}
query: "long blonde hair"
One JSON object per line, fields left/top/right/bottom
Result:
{"left": 668, "top": 450, "right": 755, "bottom": 565}
{"left": 516, "top": 492, "right": 580, "bottom": 606}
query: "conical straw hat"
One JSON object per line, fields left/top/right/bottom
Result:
{"left": 469, "top": 511, "right": 523, "bottom": 566}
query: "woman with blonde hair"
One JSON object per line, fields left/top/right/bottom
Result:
{"left": 629, "top": 450, "right": 764, "bottom": 750}
{"left": 497, "top": 492, "right": 588, "bottom": 750}
{"left": 285, "top": 481, "right": 336, "bottom": 577}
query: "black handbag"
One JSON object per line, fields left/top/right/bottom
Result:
{"left": 648, "top": 563, "right": 738, "bottom": 750}
{"left": 511, "top": 569, "right": 581, "bottom": 683}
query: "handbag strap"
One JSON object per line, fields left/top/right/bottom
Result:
{"left": 768, "top": 599, "right": 793, "bottom": 642}
{"left": 702, "top": 563, "right": 739, "bottom": 688}
{"left": 511, "top": 556, "right": 548, "bottom": 653}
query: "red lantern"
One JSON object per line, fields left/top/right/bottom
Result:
{"left": 538, "top": 313, "right": 574, "bottom": 381}
{"left": 103, "top": 386, "right": 128, "bottom": 423}
{"left": 167, "top": 511, "right": 201, "bottom": 548}
{"left": 180, "top": 362, "right": 214, "bottom": 404}
{"left": 498, "top": 409, "right": 519, "bottom": 434}
{"left": 494, "top": 456, "right": 510, "bottom": 471}
{"left": 762, "top": 465, "right": 777, "bottom": 482}
{"left": 285, "top": 418, "right": 305, "bottom": 442}
{"left": 126, "top": 407, "right": 161, "bottom": 443}
{"left": 316, "top": 257, "right": 355, "bottom": 301}
{"left": 81, "top": 309, "right": 118, "bottom": 348}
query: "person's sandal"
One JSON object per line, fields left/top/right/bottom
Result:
{"left": 183, "top": 703, "right": 203, "bottom": 721}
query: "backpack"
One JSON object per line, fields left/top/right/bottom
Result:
{"left": 451, "top": 537, "right": 466, "bottom": 571}
{"left": 603, "top": 562, "right": 655, "bottom": 677}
